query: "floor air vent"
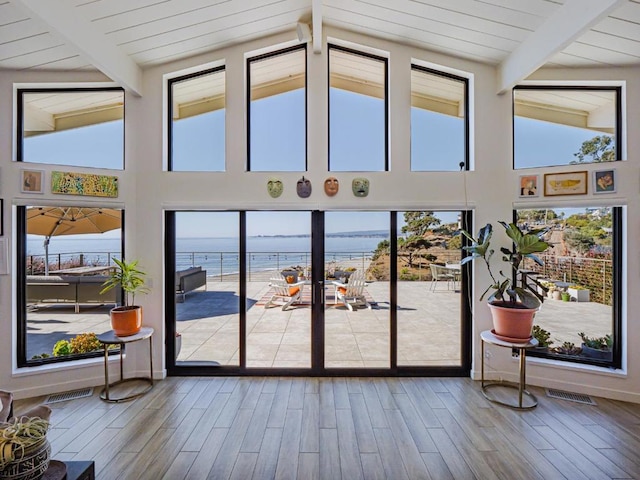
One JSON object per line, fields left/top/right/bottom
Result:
{"left": 45, "top": 387, "right": 93, "bottom": 404}
{"left": 546, "top": 388, "right": 596, "bottom": 405}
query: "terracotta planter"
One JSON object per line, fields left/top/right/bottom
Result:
{"left": 488, "top": 301, "right": 537, "bottom": 342}
{"left": 110, "top": 306, "right": 142, "bottom": 336}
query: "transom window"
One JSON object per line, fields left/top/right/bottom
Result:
{"left": 18, "top": 88, "right": 124, "bottom": 170}
{"left": 329, "top": 44, "right": 388, "bottom": 171}
{"left": 513, "top": 86, "right": 621, "bottom": 169}
{"left": 411, "top": 66, "right": 468, "bottom": 171}
{"left": 247, "top": 45, "right": 307, "bottom": 172}
{"left": 168, "top": 66, "right": 226, "bottom": 172}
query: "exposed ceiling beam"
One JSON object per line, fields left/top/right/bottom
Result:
{"left": 12, "top": 0, "right": 143, "bottom": 96}
{"left": 312, "top": 0, "right": 322, "bottom": 54}
{"left": 496, "top": 0, "right": 627, "bottom": 94}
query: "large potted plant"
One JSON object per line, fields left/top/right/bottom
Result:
{"left": 461, "top": 222, "right": 551, "bottom": 342}
{"left": 100, "top": 258, "right": 149, "bottom": 336}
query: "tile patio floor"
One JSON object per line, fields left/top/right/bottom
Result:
{"left": 26, "top": 278, "right": 611, "bottom": 368}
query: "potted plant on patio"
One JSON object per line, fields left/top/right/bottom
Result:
{"left": 579, "top": 332, "right": 613, "bottom": 361}
{"left": 461, "top": 222, "right": 551, "bottom": 342}
{"left": 100, "top": 258, "right": 150, "bottom": 336}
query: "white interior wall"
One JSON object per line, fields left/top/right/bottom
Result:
{"left": 0, "top": 27, "right": 638, "bottom": 402}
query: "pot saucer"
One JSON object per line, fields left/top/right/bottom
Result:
{"left": 491, "top": 329, "right": 532, "bottom": 344}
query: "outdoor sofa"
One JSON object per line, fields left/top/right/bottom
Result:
{"left": 26, "top": 275, "right": 118, "bottom": 313}
{"left": 176, "top": 266, "right": 207, "bottom": 302}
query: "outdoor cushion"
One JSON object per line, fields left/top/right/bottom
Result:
{"left": 289, "top": 286, "right": 300, "bottom": 296}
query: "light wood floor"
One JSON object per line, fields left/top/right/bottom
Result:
{"left": 14, "top": 376, "right": 640, "bottom": 480}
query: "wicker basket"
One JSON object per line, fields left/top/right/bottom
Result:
{"left": 0, "top": 437, "right": 50, "bottom": 480}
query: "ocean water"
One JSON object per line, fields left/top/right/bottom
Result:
{"left": 27, "top": 235, "right": 387, "bottom": 275}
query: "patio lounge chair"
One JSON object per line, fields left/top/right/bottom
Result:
{"left": 429, "top": 264, "right": 458, "bottom": 291}
{"left": 265, "top": 276, "right": 305, "bottom": 311}
{"left": 334, "top": 270, "right": 371, "bottom": 311}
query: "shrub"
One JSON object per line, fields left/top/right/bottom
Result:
{"left": 53, "top": 340, "right": 71, "bottom": 357}
{"left": 69, "top": 333, "right": 102, "bottom": 354}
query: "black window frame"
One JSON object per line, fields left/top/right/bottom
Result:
{"left": 246, "top": 44, "right": 308, "bottom": 172}
{"left": 328, "top": 43, "right": 389, "bottom": 172}
{"left": 167, "top": 65, "right": 226, "bottom": 172}
{"left": 410, "top": 64, "right": 469, "bottom": 172}
{"left": 519, "top": 206, "right": 622, "bottom": 369}
{"left": 17, "top": 205, "right": 126, "bottom": 367}
{"left": 17, "top": 86, "right": 126, "bottom": 170}
{"left": 512, "top": 85, "right": 622, "bottom": 170}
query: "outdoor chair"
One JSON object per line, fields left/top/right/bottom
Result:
{"left": 334, "top": 270, "right": 371, "bottom": 311}
{"left": 429, "top": 264, "right": 458, "bottom": 291}
{"left": 265, "top": 276, "right": 306, "bottom": 311}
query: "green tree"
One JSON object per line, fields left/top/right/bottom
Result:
{"left": 572, "top": 135, "right": 615, "bottom": 164}
{"left": 400, "top": 212, "right": 440, "bottom": 267}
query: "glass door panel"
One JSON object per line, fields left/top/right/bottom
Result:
{"left": 246, "top": 211, "right": 311, "bottom": 368}
{"left": 174, "top": 212, "right": 239, "bottom": 365}
{"left": 396, "top": 211, "right": 463, "bottom": 366}
{"left": 324, "top": 211, "right": 390, "bottom": 368}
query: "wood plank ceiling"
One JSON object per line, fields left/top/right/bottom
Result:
{"left": 2, "top": 0, "right": 639, "bottom": 97}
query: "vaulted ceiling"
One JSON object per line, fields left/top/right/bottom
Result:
{"left": 2, "top": 0, "right": 639, "bottom": 97}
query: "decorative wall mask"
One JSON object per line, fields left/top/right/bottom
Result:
{"left": 297, "top": 176, "right": 312, "bottom": 198}
{"left": 267, "top": 178, "right": 283, "bottom": 198}
{"left": 352, "top": 177, "right": 370, "bottom": 197}
{"left": 324, "top": 177, "right": 339, "bottom": 196}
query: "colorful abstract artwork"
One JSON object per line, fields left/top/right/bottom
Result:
{"left": 51, "top": 171, "right": 118, "bottom": 198}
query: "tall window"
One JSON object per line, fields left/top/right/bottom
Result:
{"left": 18, "top": 88, "right": 124, "bottom": 170}
{"left": 329, "top": 44, "right": 388, "bottom": 171}
{"left": 517, "top": 207, "right": 621, "bottom": 368}
{"left": 169, "top": 67, "right": 226, "bottom": 171}
{"left": 19, "top": 205, "right": 123, "bottom": 367}
{"left": 513, "top": 86, "right": 621, "bottom": 169}
{"left": 248, "top": 45, "right": 306, "bottom": 171}
{"left": 411, "top": 66, "right": 468, "bottom": 171}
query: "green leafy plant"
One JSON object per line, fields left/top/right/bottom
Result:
{"left": 532, "top": 325, "right": 553, "bottom": 348}
{"left": 100, "top": 258, "right": 149, "bottom": 307}
{"left": 52, "top": 340, "right": 71, "bottom": 357}
{"left": 460, "top": 222, "right": 551, "bottom": 308}
{"left": 578, "top": 333, "right": 612, "bottom": 351}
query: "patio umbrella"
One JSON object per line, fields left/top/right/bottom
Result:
{"left": 26, "top": 207, "right": 121, "bottom": 275}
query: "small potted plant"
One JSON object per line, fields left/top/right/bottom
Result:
{"left": 531, "top": 325, "right": 553, "bottom": 351}
{"left": 578, "top": 332, "right": 612, "bottom": 361}
{"left": 461, "top": 222, "right": 551, "bottom": 341}
{"left": 553, "top": 341, "right": 582, "bottom": 356}
{"left": 101, "top": 258, "right": 150, "bottom": 336}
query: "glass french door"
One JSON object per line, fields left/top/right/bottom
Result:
{"left": 166, "top": 210, "right": 470, "bottom": 375}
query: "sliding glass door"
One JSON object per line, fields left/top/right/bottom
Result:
{"left": 166, "top": 210, "right": 470, "bottom": 375}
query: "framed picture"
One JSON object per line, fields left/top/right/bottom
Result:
{"left": 20, "top": 169, "right": 44, "bottom": 194}
{"left": 593, "top": 169, "right": 616, "bottom": 194}
{"left": 543, "top": 171, "right": 588, "bottom": 196}
{"left": 519, "top": 175, "right": 539, "bottom": 197}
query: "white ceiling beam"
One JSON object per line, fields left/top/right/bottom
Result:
{"left": 497, "top": 0, "right": 627, "bottom": 94}
{"left": 12, "top": 0, "right": 143, "bottom": 96}
{"left": 312, "top": 0, "right": 322, "bottom": 54}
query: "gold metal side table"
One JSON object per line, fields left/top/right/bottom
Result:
{"left": 480, "top": 329, "right": 538, "bottom": 410}
{"left": 97, "top": 327, "right": 154, "bottom": 403}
